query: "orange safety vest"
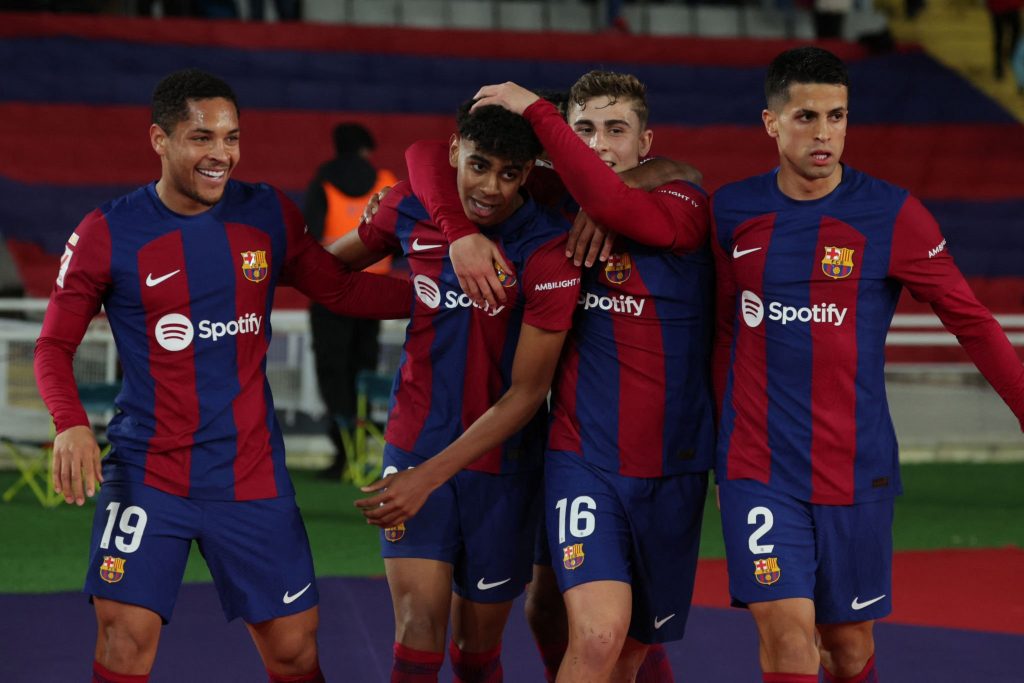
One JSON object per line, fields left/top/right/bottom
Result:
{"left": 322, "top": 168, "right": 398, "bottom": 275}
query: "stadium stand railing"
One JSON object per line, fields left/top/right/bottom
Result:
{"left": 300, "top": 0, "right": 888, "bottom": 41}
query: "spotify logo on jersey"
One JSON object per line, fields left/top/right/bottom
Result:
{"left": 155, "top": 313, "right": 194, "bottom": 351}
{"left": 741, "top": 291, "right": 765, "bottom": 328}
{"left": 414, "top": 274, "right": 441, "bottom": 309}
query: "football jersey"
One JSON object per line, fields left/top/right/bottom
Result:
{"left": 712, "top": 166, "right": 1024, "bottom": 505}
{"left": 36, "top": 180, "right": 411, "bottom": 500}
{"left": 548, "top": 235, "right": 716, "bottom": 477}
{"left": 519, "top": 98, "right": 716, "bottom": 478}
{"left": 359, "top": 181, "right": 580, "bottom": 474}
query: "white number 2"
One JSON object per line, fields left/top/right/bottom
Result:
{"left": 747, "top": 506, "right": 775, "bottom": 554}
{"left": 99, "top": 502, "right": 149, "bottom": 554}
{"left": 555, "top": 496, "right": 596, "bottom": 544}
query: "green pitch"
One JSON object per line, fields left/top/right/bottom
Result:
{"left": 0, "top": 463, "right": 1021, "bottom": 593}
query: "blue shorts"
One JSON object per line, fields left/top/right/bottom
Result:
{"left": 379, "top": 444, "right": 542, "bottom": 604}
{"left": 84, "top": 482, "right": 318, "bottom": 624}
{"left": 719, "top": 478, "right": 894, "bottom": 624}
{"left": 544, "top": 451, "right": 708, "bottom": 644}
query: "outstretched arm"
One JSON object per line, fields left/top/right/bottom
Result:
{"left": 890, "top": 196, "right": 1024, "bottom": 429}
{"left": 354, "top": 323, "right": 567, "bottom": 527}
{"left": 278, "top": 189, "right": 411, "bottom": 319}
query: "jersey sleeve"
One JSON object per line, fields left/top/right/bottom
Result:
{"left": 709, "top": 198, "right": 737, "bottom": 420}
{"left": 405, "top": 139, "right": 479, "bottom": 244}
{"left": 890, "top": 196, "right": 1024, "bottom": 429}
{"left": 34, "top": 210, "right": 113, "bottom": 433}
{"left": 522, "top": 233, "right": 581, "bottom": 332}
{"left": 523, "top": 98, "right": 708, "bottom": 253}
{"left": 277, "top": 190, "right": 412, "bottom": 320}
{"left": 356, "top": 181, "right": 406, "bottom": 254}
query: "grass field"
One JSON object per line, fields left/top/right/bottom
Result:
{"left": 1, "top": 463, "right": 1021, "bottom": 593}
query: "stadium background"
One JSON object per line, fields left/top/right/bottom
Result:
{"left": 0, "top": 2, "right": 1022, "bottom": 680}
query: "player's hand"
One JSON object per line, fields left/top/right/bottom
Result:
{"left": 360, "top": 186, "right": 391, "bottom": 224}
{"left": 471, "top": 82, "right": 540, "bottom": 115}
{"left": 450, "top": 233, "right": 510, "bottom": 309}
{"left": 566, "top": 211, "right": 616, "bottom": 267}
{"left": 51, "top": 425, "right": 103, "bottom": 506}
{"left": 354, "top": 468, "right": 437, "bottom": 528}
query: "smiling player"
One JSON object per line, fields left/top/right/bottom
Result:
{"left": 34, "top": 69, "right": 411, "bottom": 683}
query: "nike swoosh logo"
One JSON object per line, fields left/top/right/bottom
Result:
{"left": 282, "top": 583, "right": 312, "bottom": 604}
{"left": 146, "top": 269, "right": 181, "bottom": 287}
{"left": 412, "top": 238, "right": 444, "bottom": 252}
{"left": 732, "top": 246, "right": 762, "bottom": 259}
{"left": 851, "top": 594, "right": 886, "bottom": 610}
{"left": 654, "top": 614, "right": 676, "bottom": 630}
{"left": 476, "top": 577, "right": 511, "bottom": 591}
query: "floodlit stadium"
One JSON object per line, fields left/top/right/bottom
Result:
{"left": 1, "top": 1, "right": 1022, "bottom": 681}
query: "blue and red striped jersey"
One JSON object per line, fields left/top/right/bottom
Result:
{"left": 36, "top": 180, "right": 411, "bottom": 501}
{"left": 712, "top": 166, "right": 1024, "bottom": 505}
{"left": 360, "top": 181, "right": 579, "bottom": 474}
{"left": 547, "top": 234, "right": 716, "bottom": 478}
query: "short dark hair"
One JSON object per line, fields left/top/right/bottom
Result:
{"left": 333, "top": 123, "right": 375, "bottom": 157}
{"left": 534, "top": 88, "right": 570, "bottom": 120}
{"left": 151, "top": 69, "right": 238, "bottom": 134}
{"left": 455, "top": 100, "right": 542, "bottom": 165}
{"left": 765, "top": 47, "right": 849, "bottom": 110}
{"left": 568, "top": 71, "right": 649, "bottom": 129}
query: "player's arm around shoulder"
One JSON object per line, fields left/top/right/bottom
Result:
{"left": 278, "top": 187, "right": 412, "bottom": 319}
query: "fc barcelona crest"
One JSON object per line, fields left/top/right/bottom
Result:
{"left": 384, "top": 523, "right": 405, "bottom": 543}
{"left": 821, "top": 246, "right": 855, "bottom": 280}
{"left": 604, "top": 253, "right": 632, "bottom": 285}
{"left": 494, "top": 260, "right": 517, "bottom": 288}
{"left": 241, "top": 250, "right": 269, "bottom": 283}
{"left": 99, "top": 555, "right": 126, "bottom": 584}
{"left": 562, "top": 543, "right": 585, "bottom": 570}
{"left": 753, "top": 557, "right": 781, "bottom": 585}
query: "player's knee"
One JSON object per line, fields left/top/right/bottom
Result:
{"left": 764, "top": 627, "right": 818, "bottom": 669}
{"left": 98, "top": 620, "right": 158, "bottom": 670}
{"left": 570, "top": 619, "right": 629, "bottom": 668}
{"left": 819, "top": 625, "right": 874, "bottom": 677}
{"left": 395, "top": 609, "right": 447, "bottom": 646}
{"left": 263, "top": 627, "right": 319, "bottom": 674}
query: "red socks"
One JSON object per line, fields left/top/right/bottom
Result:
{"left": 635, "top": 643, "right": 675, "bottom": 682}
{"left": 391, "top": 643, "right": 444, "bottom": 683}
{"left": 267, "top": 665, "right": 326, "bottom": 682}
{"left": 534, "top": 639, "right": 567, "bottom": 682}
{"left": 449, "top": 640, "right": 503, "bottom": 682}
{"left": 823, "top": 655, "right": 879, "bottom": 683}
{"left": 763, "top": 674, "right": 818, "bottom": 683}
{"left": 92, "top": 661, "right": 149, "bottom": 683}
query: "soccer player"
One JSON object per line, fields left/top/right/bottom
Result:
{"left": 33, "top": 69, "right": 412, "bottom": 683}
{"left": 446, "top": 72, "right": 715, "bottom": 682}
{"left": 335, "top": 101, "right": 581, "bottom": 682}
{"left": 711, "top": 46, "right": 1024, "bottom": 683}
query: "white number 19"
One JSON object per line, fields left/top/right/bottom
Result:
{"left": 99, "top": 502, "right": 148, "bottom": 554}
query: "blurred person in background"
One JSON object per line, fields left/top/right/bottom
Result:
{"left": 304, "top": 123, "right": 397, "bottom": 480}
{"left": 987, "top": 0, "right": 1023, "bottom": 80}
